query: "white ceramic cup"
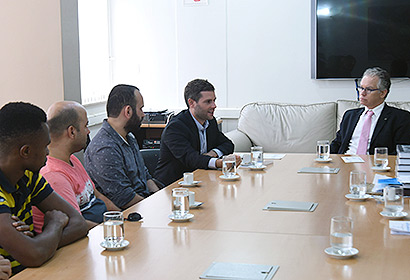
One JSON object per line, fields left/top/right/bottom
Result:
{"left": 374, "top": 147, "right": 388, "bottom": 168}
{"left": 316, "top": 140, "right": 330, "bottom": 160}
{"left": 103, "top": 211, "right": 124, "bottom": 247}
{"left": 330, "top": 216, "right": 353, "bottom": 254}
{"left": 349, "top": 171, "right": 366, "bottom": 197}
{"left": 183, "top": 172, "right": 194, "bottom": 185}
{"left": 242, "top": 154, "right": 251, "bottom": 165}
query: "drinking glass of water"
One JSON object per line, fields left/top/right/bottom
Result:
{"left": 172, "top": 188, "right": 190, "bottom": 219}
{"left": 222, "top": 155, "right": 237, "bottom": 177}
{"left": 103, "top": 211, "right": 124, "bottom": 248}
{"left": 251, "top": 146, "right": 263, "bottom": 167}
{"left": 316, "top": 140, "right": 330, "bottom": 160}
{"left": 349, "top": 171, "right": 366, "bottom": 197}
{"left": 374, "top": 147, "right": 388, "bottom": 168}
{"left": 330, "top": 216, "right": 353, "bottom": 254}
{"left": 384, "top": 185, "right": 404, "bottom": 214}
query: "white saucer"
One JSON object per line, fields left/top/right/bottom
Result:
{"left": 178, "top": 180, "right": 202, "bottom": 187}
{"left": 219, "top": 174, "right": 240, "bottom": 181}
{"left": 168, "top": 213, "right": 194, "bottom": 222}
{"left": 100, "top": 240, "right": 129, "bottom": 251}
{"left": 249, "top": 165, "right": 267, "bottom": 171}
{"left": 345, "top": 194, "right": 371, "bottom": 201}
{"left": 315, "top": 158, "right": 332, "bottom": 163}
{"left": 371, "top": 166, "right": 391, "bottom": 172}
{"left": 380, "top": 211, "right": 408, "bottom": 219}
{"left": 324, "top": 247, "right": 359, "bottom": 259}
{"left": 189, "top": 201, "right": 203, "bottom": 209}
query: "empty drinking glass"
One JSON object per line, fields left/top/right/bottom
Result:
{"left": 222, "top": 155, "right": 237, "bottom": 177}
{"left": 330, "top": 216, "right": 353, "bottom": 254}
{"left": 172, "top": 188, "right": 190, "bottom": 218}
{"left": 349, "top": 171, "right": 366, "bottom": 197}
{"left": 251, "top": 146, "right": 264, "bottom": 167}
{"left": 374, "top": 147, "right": 388, "bottom": 168}
{"left": 103, "top": 211, "right": 125, "bottom": 248}
{"left": 384, "top": 185, "right": 404, "bottom": 213}
{"left": 316, "top": 140, "right": 330, "bottom": 160}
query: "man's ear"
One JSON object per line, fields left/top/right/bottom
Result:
{"left": 123, "top": 105, "right": 133, "bottom": 119}
{"left": 380, "top": 89, "right": 388, "bottom": 99}
{"left": 188, "top": 98, "right": 196, "bottom": 108}
{"left": 19, "top": 145, "right": 31, "bottom": 159}
{"left": 67, "top": 125, "right": 76, "bottom": 139}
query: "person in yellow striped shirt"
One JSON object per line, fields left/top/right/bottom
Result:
{"left": 0, "top": 102, "right": 88, "bottom": 275}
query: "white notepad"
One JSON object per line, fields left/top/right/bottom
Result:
{"left": 264, "top": 153, "right": 286, "bottom": 160}
{"left": 390, "top": 221, "right": 410, "bottom": 235}
{"left": 297, "top": 167, "right": 340, "bottom": 174}
{"left": 263, "top": 200, "right": 318, "bottom": 212}
{"left": 341, "top": 156, "right": 365, "bottom": 163}
{"left": 200, "top": 262, "right": 279, "bottom": 280}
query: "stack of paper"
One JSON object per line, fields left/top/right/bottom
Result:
{"left": 370, "top": 174, "right": 392, "bottom": 193}
{"left": 297, "top": 167, "right": 340, "bottom": 174}
{"left": 263, "top": 200, "right": 318, "bottom": 212}
{"left": 397, "top": 145, "right": 410, "bottom": 192}
{"left": 389, "top": 221, "right": 410, "bottom": 235}
{"left": 371, "top": 174, "right": 410, "bottom": 196}
{"left": 200, "top": 262, "right": 279, "bottom": 280}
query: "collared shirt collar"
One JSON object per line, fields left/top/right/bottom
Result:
{"left": 364, "top": 102, "right": 385, "bottom": 118}
{"left": 0, "top": 168, "right": 17, "bottom": 193}
{"left": 102, "top": 119, "right": 130, "bottom": 146}
{"left": 189, "top": 111, "right": 209, "bottom": 132}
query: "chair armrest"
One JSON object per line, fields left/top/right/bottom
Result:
{"left": 225, "top": 129, "right": 252, "bottom": 152}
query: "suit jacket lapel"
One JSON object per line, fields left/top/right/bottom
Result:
{"left": 184, "top": 110, "right": 201, "bottom": 149}
{"left": 371, "top": 105, "right": 390, "bottom": 144}
{"left": 347, "top": 108, "right": 364, "bottom": 141}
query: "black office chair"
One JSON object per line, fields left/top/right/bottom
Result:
{"left": 140, "top": 148, "right": 161, "bottom": 176}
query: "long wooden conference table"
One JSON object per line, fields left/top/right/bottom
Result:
{"left": 14, "top": 154, "right": 410, "bottom": 279}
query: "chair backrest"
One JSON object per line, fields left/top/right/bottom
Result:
{"left": 140, "top": 148, "right": 161, "bottom": 176}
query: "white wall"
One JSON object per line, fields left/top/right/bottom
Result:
{"left": 95, "top": 0, "right": 410, "bottom": 116}
{"left": 2, "top": 0, "right": 409, "bottom": 120}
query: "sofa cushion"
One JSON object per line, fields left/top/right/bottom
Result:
{"left": 336, "top": 100, "right": 361, "bottom": 130}
{"left": 237, "top": 102, "right": 337, "bottom": 153}
{"left": 387, "top": 101, "right": 410, "bottom": 112}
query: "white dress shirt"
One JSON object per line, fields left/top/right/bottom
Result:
{"left": 190, "top": 111, "right": 222, "bottom": 169}
{"left": 346, "top": 102, "right": 385, "bottom": 155}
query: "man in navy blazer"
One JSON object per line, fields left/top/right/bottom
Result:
{"left": 330, "top": 67, "right": 410, "bottom": 155}
{"left": 154, "top": 79, "right": 238, "bottom": 187}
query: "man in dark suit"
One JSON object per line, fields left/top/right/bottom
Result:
{"left": 154, "top": 79, "right": 239, "bottom": 187}
{"left": 331, "top": 67, "right": 410, "bottom": 155}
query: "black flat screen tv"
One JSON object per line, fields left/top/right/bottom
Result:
{"left": 312, "top": 0, "right": 410, "bottom": 79}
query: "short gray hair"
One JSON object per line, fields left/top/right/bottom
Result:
{"left": 362, "top": 67, "right": 391, "bottom": 96}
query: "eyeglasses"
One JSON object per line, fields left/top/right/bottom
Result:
{"left": 356, "top": 86, "right": 380, "bottom": 93}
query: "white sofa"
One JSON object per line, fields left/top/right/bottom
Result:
{"left": 226, "top": 100, "right": 410, "bottom": 153}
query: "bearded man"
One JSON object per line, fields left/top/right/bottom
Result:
{"left": 85, "top": 85, "right": 159, "bottom": 209}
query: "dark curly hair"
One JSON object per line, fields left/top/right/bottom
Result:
{"left": 0, "top": 102, "right": 47, "bottom": 153}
